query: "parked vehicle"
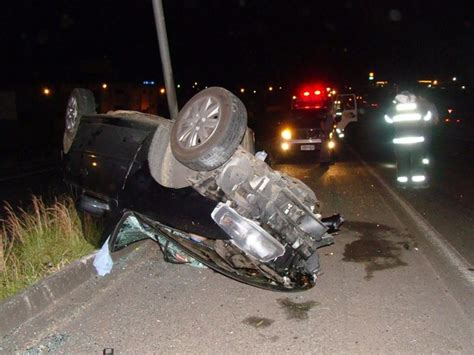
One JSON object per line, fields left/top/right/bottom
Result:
{"left": 63, "top": 87, "right": 342, "bottom": 291}
{"left": 334, "top": 93, "right": 358, "bottom": 139}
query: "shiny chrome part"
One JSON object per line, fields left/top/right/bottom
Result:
{"left": 176, "top": 96, "right": 220, "bottom": 148}
{"left": 65, "top": 97, "right": 78, "bottom": 131}
{"left": 78, "top": 195, "right": 111, "bottom": 217}
{"left": 211, "top": 203, "right": 285, "bottom": 262}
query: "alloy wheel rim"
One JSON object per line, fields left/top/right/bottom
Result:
{"left": 176, "top": 96, "right": 220, "bottom": 149}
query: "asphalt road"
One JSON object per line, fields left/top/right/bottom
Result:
{"left": 1, "top": 147, "right": 473, "bottom": 353}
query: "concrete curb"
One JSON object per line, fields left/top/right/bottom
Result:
{"left": 0, "top": 246, "right": 135, "bottom": 337}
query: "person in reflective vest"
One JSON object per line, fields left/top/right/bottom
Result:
{"left": 384, "top": 91, "right": 438, "bottom": 188}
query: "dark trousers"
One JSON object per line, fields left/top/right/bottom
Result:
{"left": 394, "top": 142, "right": 427, "bottom": 178}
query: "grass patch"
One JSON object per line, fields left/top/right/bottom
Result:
{"left": 0, "top": 196, "right": 101, "bottom": 301}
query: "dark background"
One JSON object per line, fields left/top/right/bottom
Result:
{"left": 2, "top": 0, "right": 473, "bottom": 86}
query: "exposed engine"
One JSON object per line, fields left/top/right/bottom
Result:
{"left": 188, "top": 147, "right": 334, "bottom": 272}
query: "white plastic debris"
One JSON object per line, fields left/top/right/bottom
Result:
{"left": 93, "top": 236, "right": 113, "bottom": 276}
{"left": 255, "top": 150, "right": 268, "bottom": 161}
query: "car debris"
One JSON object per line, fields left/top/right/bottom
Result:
{"left": 64, "top": 87, "right": 343, "bottom": 290}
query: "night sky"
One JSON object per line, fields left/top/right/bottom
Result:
{"left": 2, "top": 0, "right": 474, "bottom": 87}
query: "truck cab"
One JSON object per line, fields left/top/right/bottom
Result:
{"left": 277, "top": 84, "right": 336, "bottom": 164}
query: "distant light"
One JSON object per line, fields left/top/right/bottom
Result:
{"left": 253, "top": 90, "right": 257, "bottom": 94}
{"left": 448, "top": 108, "right": 453, "bottom": 114}
{"left": 194, "top": 82, "right": 198, "bottom": 86}
{"left": 452, "top": 77, "right": 457, "bottom": 81}
{"left": 160, "top": 88, "right": 166, "bottom": 94}
{"left": 422, "top": 158, "right": 430, "bottom": 165}
{"left": 281, "top": 142, "right": 290, "bottom": 151}
{"left": 328, "top": 141, "right": 336, "bottom": 150}
{"left": 445, "top": 118, "right": 450, "bottom": 123}
{"left": 328, "top": 93, "right": 332, "bottom": 97}
{"left": 268, "top": 86, "right": 273, "bottom": 91}
{"left": 433, "top": 80, "right": 438, "bottom": 85}
{"left": 101, "top": 83, "right": 108, "bottom": 89}
{"left": 331, "top": 90, "right": 336, "bottom": 95}
{"left": 279, "top": 86, "right": 282, "bottom": 90}
{"left": 42, "top": 87, "right": 51, "bottom": 96}
{"left": 240, "top": 88, "right": 245, "bottom": 93}
{"left": 338, "top": 133, "right": 345, "bottom": 138}
{"left": 369, "top": 76, "right": 374, "bottom": 81}
{"left": 303, "top": 91, "right": 310, "bottom": 96}
{"left": 281, "top": 128, "right": 292, "bottom": 140}
{"left": 428, "top": 84, "right": 432, "bottom": 88}
{"left": 292, "top": 95, "right": 297, "bottom": 100}
{"left": 369, "top": 72, "right": 374, "bottom": 77}
{"left": 349, "top": 86, "right": 352, "bottom": 90}
{"left": 462, "top": 85, "right": 466, "bottom": 89}
{"left": 397, "top": 176, "right": 408, "bottom": 183}
{"left": 92, "top": 162, "right": 98, "bottom": 167}
{"left": 314, "top": 90, "right": 321, "bottom": 95}
{"left": 326, "top": 87, "right": 331, "bottom": 92}
{"left": 177, "top": 84, "right": 181, "bottom": 88}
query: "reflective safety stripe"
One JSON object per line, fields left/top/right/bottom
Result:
{"left": 412, "top": 175, "right": 426, "bottom": 182}
{"left": 423, "top": 110, "right": 432, "bottom": 121}
{"left": 396, "top": 103, "right": 417, "bottom": 111}
{"left": 393, "top": 136, "right": 425, "bottom": 144}
{"left": 393, "top": 113, "right": 422, "bottom": 122}
{"left": 384, "top": 114, "right": 393, "bottom": 124}
{"left": 397, "top": 176, "right": 408, "bottom": 183}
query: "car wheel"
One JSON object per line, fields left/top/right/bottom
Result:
{"left": 170, "top": 87, "right": 247, "bottom": 171}
{"left": 63, "top": 88, "right": 96, "bottom": 153}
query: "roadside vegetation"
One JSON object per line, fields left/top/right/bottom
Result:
{"left": 0, "top": 196, "right": 100, "bottom": 301}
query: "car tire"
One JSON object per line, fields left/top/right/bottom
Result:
{"left": 63, "top": 88, "right": 96, "bottom": 153}
{"left": 170, "top": 87, "right": 247, "bottom": 171}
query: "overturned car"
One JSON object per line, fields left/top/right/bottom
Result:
{"left": 63, "top": 87, "right": 342, "bottom": 291}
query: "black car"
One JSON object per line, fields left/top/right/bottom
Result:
{"left": 63, "top": 87, "right": 342, "bottom": 291}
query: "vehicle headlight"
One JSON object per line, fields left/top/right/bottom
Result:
{"left": 211, "top": 203, "right": 285, "bottom": 262}
{"left": 281, "top": 128, "right": 292, "bottom": 140}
